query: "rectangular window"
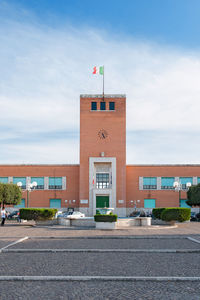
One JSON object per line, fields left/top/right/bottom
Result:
{"left": 197, "top": 177, "right": 200, "bottom": 184}
{"left": 143, "top": 177, "right": 157, "bottom": 189}
{"left": 180, "top": 177, "right": 193, "bottom": 189}
{"left": 161, "top": 177, "right": 175, "bottom": 189}
{"left": 49, "top": 177, "right": 62, "bottom": 189}
{"left": 179, "top": 199, "right": 190, "bottom": 208}
{"left": 50, "top": 199, "right": 61, "bottom": 208}
{"left": 100, "top": 102, "right": 106, "bottom": 110}
{"left": 0, "top": 177, "right": 8, "bottom": 183}
{"left": 109, "top": 102, "right": 115, "bottom": 110}
{"left": 31, "top": 177, "right": 44, "bottom": 190}
{"left": 13, "top": 177, "right": 26, "bottom": 189}
{"left": 144, "top": 199, "right": 156, "bottom": 208}
{"left": 96, "top": 173, "right": 109, "bottom": 189}
{"left": 14, "top": 199, "right": 25, "bottom": 208}
{"left": 91, "top": 102, "right": 97, "bottom": 110}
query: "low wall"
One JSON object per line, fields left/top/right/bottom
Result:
{"left": 71, "top": 217, "right": 95, "bottom": 227}
{"left": 117, "top": 217, "right": 151, "bottom": 227}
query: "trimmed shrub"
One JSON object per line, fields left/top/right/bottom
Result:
{"left": 19, "top": 208, "right": 58, "bottom": 221}
{"left": 160, "top": 208, "right": 191, "bottom": 223}
{"left": 152, "top": 208, "right": 166, "bottom": 220}
{"left": 94, "top": 214, "right": 117, "bottom": 223}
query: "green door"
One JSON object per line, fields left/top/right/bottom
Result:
{"left": 96, "top": 196, "right": 109, "bottom": 208}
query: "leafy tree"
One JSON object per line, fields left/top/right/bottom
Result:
{"left": 0, "top": 183, "right": 22, "bottom": 207}
{"left": 186, "top": 183, "right": 200, "bottom": 207}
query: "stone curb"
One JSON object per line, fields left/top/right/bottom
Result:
{"left": 2, "top": 248, "right": 200, "bottom": 253}
{"left": 0, "top": 276, "right": 199, "bottom": 281}
{"left": 28, "top": 235, "right": 190, "bottom": 239}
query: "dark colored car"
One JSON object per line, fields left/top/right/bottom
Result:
{"left": 7, "top": 210, "right": 19, "bottom": 220}
{"left": 190, "top": 212, "right": 198, "bottom": 222}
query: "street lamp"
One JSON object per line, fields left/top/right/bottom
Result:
{"left": 17, "top": 181, "right": 37, "bottom": 208}
{"left": 173, "top": 181, "right": 191, "bottom": 206}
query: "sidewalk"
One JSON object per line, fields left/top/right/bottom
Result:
{"left": 0, "top": 222, "right": 200, "bottom": 238}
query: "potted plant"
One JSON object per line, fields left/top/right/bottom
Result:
{"left": 94, "top": 212, "right": 118, "bottom": 229}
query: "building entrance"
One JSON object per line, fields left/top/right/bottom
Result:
{"left": 96, "top": 196, "right": 109, "bottom": 208}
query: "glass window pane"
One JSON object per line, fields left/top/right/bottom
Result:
{"left": 144, "top": 199, "right": 156, "bottom": 208}
{"left": 31, "top": 177, "right": 44, "bottom": 189}
{"left": 109, "top": 102, "right": 115, "bottom": 110}
{"left": 100, "top": 102, "right": 106, "bottom": 110}
{"left": 91, "top": 102, "right": 97, "bottom": 110}
{"left": 161, "top": 177, "right": 175, "bottom": 189}
{"left": 180, "top": 177, "right": 193, "bottom": 184}
{"left": 0, "top": 177, "right": 8, "bottom": 183}
{"left": 143, "top": 177, "right": 156, "bottom": 185}
{"left": 13, "top": 177, "right": 26, "bottom": 189}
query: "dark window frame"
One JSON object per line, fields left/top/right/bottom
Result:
{"left": 109, "top": 102, "right": 115, "bottom": 110}
{"left": 100, "top": 102, "right": 106, "bottom": 110}
{"left": 91, "top": 102, "right": 97, "bottom": 110}
{"left": 143, "top": 185, "right": 157, "bottom": 190}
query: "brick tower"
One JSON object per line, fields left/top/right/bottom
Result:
{"left": 79, "top": 94, "right": 126, "bottom": 216}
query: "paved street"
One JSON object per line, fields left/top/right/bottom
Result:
{"left": 0, "top": 223, "right": 200, "bottom": 299}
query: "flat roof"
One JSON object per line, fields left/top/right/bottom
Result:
{"left": 80, "top": 94, "right": 126, "bottom": 98}
{"left": 0, "top": 164, "right": 80, "bottom": 167}
{"left": 127, "top": 164, "right": 200, "bottom": 167}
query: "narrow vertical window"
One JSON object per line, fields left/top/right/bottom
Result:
{"left": 109, "top": 102, "right": 115, "bottom": 110}
{"left": 100, "top": 102, "right": 106, "bottom": 110}
{"left": 91, "top": 102, "right": 97, "bottom": 110}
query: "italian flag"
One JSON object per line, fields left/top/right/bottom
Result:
{"left": 93, "top": 66, "right": 104, "bottom": 75}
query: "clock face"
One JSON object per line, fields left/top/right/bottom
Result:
{"left": 98, "top": 129, "right": 108, "bottom": 140}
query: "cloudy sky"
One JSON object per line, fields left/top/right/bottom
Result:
{"left": 0, "top": 0, "right": 200, "bottom": 164}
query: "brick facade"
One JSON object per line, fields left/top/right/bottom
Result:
{"left": 0, "top": 94, "right": 199, "bottom": 216}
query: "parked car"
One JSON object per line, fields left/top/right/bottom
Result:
{"left": 7, "top": 210, "right": 19, "bottom": 220}
{"left": 67, "top": 211, "right": 85, "bottom": 219}
{"left": 57, "top": 211, "right": 73, "bottom": 218}
{"left": 190, "top": 212, "right": 200, "bottom": 222}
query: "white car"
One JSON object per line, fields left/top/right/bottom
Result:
{"left": 67, "top": 211, "right": 85, "bottom": 219}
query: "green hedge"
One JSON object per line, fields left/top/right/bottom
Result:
{"left": 152, "top": 208, "right": 166, "bottom": 220}
{"left": 19, "top": 208, "right": 58, "bottom": 221}
{"left": 160, "top": 208, "right": 191, "bottom": 222}
{"left": 94, "top": 214, "right": 118, "bottom": 223}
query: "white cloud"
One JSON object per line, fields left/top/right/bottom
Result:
{"left": 0, "top": 6, "right": 200, "bottom": 164}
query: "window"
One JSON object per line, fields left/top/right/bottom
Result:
{"left": 31, "top": 177, "right": 44, "bottom": 189}
{"left": 143, "top": 177, "right": 157, "bottom": 189}
{"left": 161, "top": 177, "right": 175, "bottom": 189}
{"left": 0, "top": 177, "right": 8, "bottom": 183}
{"left": 96, "top": 173, "right": 109, "bottom": 189}
{"left": 180, "top": 177, "right": 193, "bottom": 189}
{"left": 14, "top": 199, "right": 25, "bottom": 208}
{"left": 50, "top": 199, "right": 61, "bottom": 208}
{"left": 179, "top": 199, "right": 190, "bottom": 208}
{"left": 144, "top": 199, "right": 156, "bottom": 208}
{"left": 109, "top": 102, "right": 115, "bottom": 110}
{"left": 100, "top": 102, "right": 106, "bottom": 110}
{"left": 91, "top": 102, "right": 97, "bottom": 110}
{"left": 49, "top": 177, "right": 62, "bottom": 189}
{"left": 197, "top": 177, "right": 200, "bottom": 184}
{"left": 13, "top": 177, "right": 26, "bottom": 189}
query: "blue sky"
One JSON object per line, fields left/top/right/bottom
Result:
{"left": 0, "top": 0, "right": 200, "bottom": 164}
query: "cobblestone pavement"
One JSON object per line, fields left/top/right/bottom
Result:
{"left": 0, "top": 281, "right": 200, "bottom": 300}
{"left": 8, "top": 237, "right": 200, "bottom": 249}
{"left": 0, "top": 223, "right": 200, "bottom": 299}
{"left": 1, "top": 252, "right": 200, "bottom": 276}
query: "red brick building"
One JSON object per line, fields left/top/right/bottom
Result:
{"left": 1, "top": 94, "right": 199, "bottom": 216}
